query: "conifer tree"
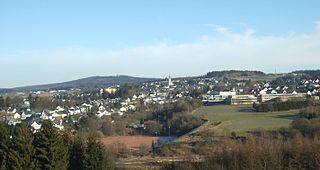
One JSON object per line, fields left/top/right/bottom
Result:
{"left": 6, "top": 122, "right": 35, "bottom": 170}
{"left": 69, "top": 137, "right": 85, "bottom": 170}
{"left": 0, "top": 96, "right": 4, "bottom": 110}
{"left": 0, "top": 122, "right": 9, "bottom": 169}
{"left": 34, "top": 121, "right": 68, "bottom": 170}
{"left": 5, "top": 145, "right": 22, "bottom": 170}
{"left": 4, "top": 96, "right": 11, "bottom": 109}
{"left": 13, "top": 122, "right": 35, "bottom": 170}
{"left": 84, "top": 135, "right": 112, "bottom": 170}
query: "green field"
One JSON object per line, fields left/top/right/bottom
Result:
{"left": 196, "top": 105, "right": 299, "bottom": 136}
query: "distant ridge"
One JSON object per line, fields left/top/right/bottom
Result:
{"left": 4, "top": 75, "right": 157, "bottom": 92}
{"left": 2, "top": 69, "right": 320, "bottom": 93}
{"left": 205, "top": 70, "right": 266, "bottom": 78}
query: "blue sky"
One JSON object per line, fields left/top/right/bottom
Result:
{"left": 1, "top": 1, "right": 320, "bottom": 87}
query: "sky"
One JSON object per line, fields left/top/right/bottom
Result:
{"left": 1, "top": 0, "right": 320, "bottom": 88}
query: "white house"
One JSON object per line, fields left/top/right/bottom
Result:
{"left": 99, "top": 105, "right": 106, "bottom": 111}
{"left": 8, "top": 119, "right": 21, "bottom": 126}
{"left": 55, "top": 106, "right": 65, "bottom": 112}
{"left": 31, "top": 122, "right": 41, "bottom": 130}
{"left": 13, "top": 113, "right": 21, "bottom": 119}
{"left": 271, "top": 90, "right": 278, "bottom": 94}
{"left": 40, "top": 112, "right": 53, "bottom": 121}
{"left": 128, "top": 105, "right": 136, "bottom": 111}
{"left": 21, "top": 112, "right": 32, "bottom": 120}
{"left": 132, "top": 95, "right": 138, "bottom": 100}
{"left": 97, "top": 110, "right": 111, "bottom": 118}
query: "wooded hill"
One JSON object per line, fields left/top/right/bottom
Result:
{"left": 1, "top": 75, "right": 157, "bottom": 92}
{"left": 204, "top": 70, "right": 266, "bottom": 78}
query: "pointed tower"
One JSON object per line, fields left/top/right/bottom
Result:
{"left": 168, "top": 75, "right": 173, "bottom": 87}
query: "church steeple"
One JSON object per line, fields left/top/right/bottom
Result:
{"left": 168, "top": 75, "right": 173, "bottom": 87}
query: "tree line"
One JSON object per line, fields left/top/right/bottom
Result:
{"left": 0, "top": 121, "right": 112, "bottom": 170}
{"left": 162, "top": 136, "right": 320, "bottom": 170}
{"left": 205, "top": 70, "right": 265, "bottom": 78}
{"left": 253, "top": 99, "right": 309, "bottom": 112}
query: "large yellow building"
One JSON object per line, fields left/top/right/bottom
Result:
{"left": 103, "top": 87, "right": 118, "bottom": 94}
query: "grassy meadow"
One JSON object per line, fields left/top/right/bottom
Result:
{"left": 196, "top": 105, "right": 299, "bottom": 136}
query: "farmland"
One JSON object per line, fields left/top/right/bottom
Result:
{"left": 101, "top": 136, "right": 158, "bottom": 151}
{"left": 101, "top": 136, "right": 176, "bottom": 151}
{"left": 196, "top": 105, "right": 299, "bottom": 136}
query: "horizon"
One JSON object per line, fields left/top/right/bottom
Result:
{"left": 0, "top": 69, "right": 316, "bottom": 89}
{"left": 1, "top": 1, "right": 320, "bottom": 87}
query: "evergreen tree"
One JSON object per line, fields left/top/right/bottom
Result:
{"left": 34, "top": 121, "right": 69, "bottom": 170}
{"left": 5, "top": 143, "right": 23, "bottom": 170}
{"left": 28, "top": 94, "right": 34, "bottom": 109}
{"left": 27, "top": 94, "right": 33, "bottom": 103}
{"left": 4, "top": 96, "right": 11, "bottom": 110}
{"left": 69, "top": 137, "right": 85, "bottom": 170}
{"left": 0, "top": 122, "right": 9, "bottom": 169}
{"left": 6, "top": 122, "right": 35, "bottom": 170}
{"left": 0, "top": 96, "right": 4, "bottom": 110}
{"left": 84, "top": 136, "right": 112, "bottom": 170}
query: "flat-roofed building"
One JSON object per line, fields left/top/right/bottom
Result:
{"left": 226, "top": 95, "right": 258, "bottom": 105}
{"left": 203, "top": 91, "right": 237, "bottom": 104}
{"left": 258, "top": 93, "right": 307, "bottom": 102}
{"left": 212, "top": 91, "right": 237, "bottom": 97}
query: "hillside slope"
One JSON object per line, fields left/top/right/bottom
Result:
{"left": 9, "top": 75, "right": 157, "bottom": 92}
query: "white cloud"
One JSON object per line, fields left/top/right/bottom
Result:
{"left": 206, "top": 24, "right": 231, "bottom": 34}
{"left": 1, "top": 22, "right": 320, "bottom": 87}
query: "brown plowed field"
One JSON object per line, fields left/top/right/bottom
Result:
{"left": 101, "top": 136, "right": 159, "bottom": 150}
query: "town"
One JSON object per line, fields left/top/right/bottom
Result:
{"left": 1, "top": 70, "right": 319, "bottom": 135}
{"left": 2, "top": 1, "right": 320, "bottom": 169}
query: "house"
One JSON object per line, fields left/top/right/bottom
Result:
{"left": 128, "top": 105, "right": 136, "bottom": 111}
{"left": 7, "top": 108, "right": 17, "bottom": 114}
{"left": 55, "top": 106, "right": 65, "bottom": 112}
{"left": 53, "top": 119, "right": 64, "bottom": 130}
{"left": 307, "top": 91, "right": 312, "bottom": 96}
{"left": 8, "top": 118, "right": 21, "bottom": 126}
{"left": 132, "top": 95, "right": 138, "bottom": 100}
{"left": 68, "top": 106, "right": 81, "bottom": 116}
{"left": 96, "top": 110, "right": 111, "bottom": 118}
{"left": 271, "top": 90, "right": 277, "bottom": 94}
{"left": 21, "top": 112, "right": 32, "bottom": 120}
{"left": 52, "top": 112, "right": 67, "bottom": 119}
{"left": 13, "top": 113, "right": 21, "bottom": 119}
{"left": 120, "top": 107, "right": 127, "bottom": 112}
{"left": 31, "top": 122, "right": 41, "bottom": 130}
{"left": 22, "top": 100, "right": 30, "bottom": 108}
{"left": 40, "top": 111, "right": 54, "bottom": 121}
{"left": 125, "top": 98, "right": 131, "bottom": 103}
{"left": 99, "top": 105, "right": 106, "bottom": 111}
{"left": 259, "top": 88, "right": 268, "bottom": 95}
{"left": 312, "top": 89, "right": 318, "bottom": 95}
{"left": 81, "top": 103, "right": 93, "bottom": 111}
